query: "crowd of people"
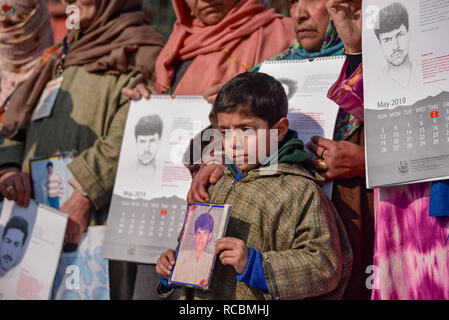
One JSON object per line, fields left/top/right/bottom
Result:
{"left": 0, "top": 0, "right": 447, "bottom": 300}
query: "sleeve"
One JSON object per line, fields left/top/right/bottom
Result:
{"left": 0, "top": 137, "right": 25, "bottom": 170}
{"left": 261, "top": 183, "right": 353, "bottom": 300}
{"left": 327, "top": 57, "right": 365, "bottom": 122}
{"left": 67, "top": 73, "right": 144, "bottom": 210}
{"left": 236, "top": 247, "right": 268, "bottom": 291}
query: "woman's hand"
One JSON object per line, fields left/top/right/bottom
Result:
{"left": 187, "top": 164, "right": 224, "bottom": 203}
{"left": 0, "top": 170, "right": 32, "bottom": 207}
{"left": 60, "top": 189, "right": 93, "bottom": 244}
{"left": 326, "top": 0, "right": 362, "bottom": 53}
{"left": 121, "top": 83, "right": 151, "bottom": 100}
{"left": 306, "top": 135, "right": 365, "bottom": 181}
{"left": 203, "top": 83, "right": 225, "bottom": 104}
{"left": 215, "top": 237, "right": 249, "bottom": 274}
{"left": 156, "top": 249, "right": 176, "bottom": 280}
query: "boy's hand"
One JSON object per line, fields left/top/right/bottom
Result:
{"left": 215, "top": 237, "right": 249, "bottom": 274}
{"left": 156, "top": 249, "right": 176, "bottom": 279}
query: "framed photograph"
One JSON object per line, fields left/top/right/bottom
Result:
{"left": 29, "top": 151, "right": 77, "bottom": 210}
{"left": 169, "top": 202, "right": 231, "bottom": 290}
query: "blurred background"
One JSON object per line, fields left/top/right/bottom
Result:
{"left": 47, "top": 0, "right": 291, "bottom": 41}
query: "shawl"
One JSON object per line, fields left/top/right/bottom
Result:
{"left": 0, "top": 0, "right": 53, "bottom": 106}
{"left": 0, "top": 0, "right": 165, "bottom": 138}
{"left": 155, "top": 0, "right": 295, "bottom": 95}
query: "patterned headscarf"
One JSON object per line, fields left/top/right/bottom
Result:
{"left": 253, "top": 19, "right": 359, "bottom": 141}
{"left": 0, "top": 0, "right": 54, "bottom": 107}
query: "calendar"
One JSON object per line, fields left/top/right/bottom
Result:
{"left": 363, "top": 0, "right": 449, "bottom": 188}
{"left": 103, "top": 96, "right": 212, "bottom": 264}
{"left": 259, "top": 57, "right": 346, "bottom": 198}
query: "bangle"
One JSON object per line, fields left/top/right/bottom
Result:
{"left": 344, "top": 48, "right": 362, "bottom": 55}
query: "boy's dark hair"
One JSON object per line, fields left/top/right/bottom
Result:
{"left": 46, "top": 161, "right": 53, "bottom": 169}
{"left": 2, "top": 216, "right": 28, "bottom": 246}
{"left": 194, "top": 213, "right": 214, "bottom": 234}
{"left": 374, "top": 2, "right": 409, "bottom": 41}
{"left": 212, "top": 72, "right": 288, "bottom": 127}
{"left": 134, "top": 114, "right": 163, "bottom": 139}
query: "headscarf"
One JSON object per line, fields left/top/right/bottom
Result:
{"left": 0, "top": 0, "right": 53, "bottom": 107}
{"left": 155, "top": 0, "right": 295, "bottom": 95}
{"left": 254, "top": 19, "right": 358, "bottom": 141}
{"left": 0, "top": 0, "right": 165, "bottom": 138}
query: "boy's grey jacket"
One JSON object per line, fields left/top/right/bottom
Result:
{"left": 184, "top": 162, "right": 353, "bottom": 300}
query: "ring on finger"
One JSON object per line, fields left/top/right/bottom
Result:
{"left": 320, "top": 148, "right": 327, "bottom": 160}
{"left": 6, "top": 185, "right": 14, "bottom": 193}
{"left": 316, "top": 160, "right": 328, "bottom": 172}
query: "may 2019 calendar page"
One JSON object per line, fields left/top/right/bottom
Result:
{"left": 363, "top": 0, "right": 449, "bottom": 188}
{"left": 102, "top": 96, "right": 211, "bottom": 264}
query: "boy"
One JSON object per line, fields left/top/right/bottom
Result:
{"left": 156, "top": 72, "right": 352, "bottom": 299}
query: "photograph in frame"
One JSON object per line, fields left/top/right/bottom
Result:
{"left": 169, "top": 202, "right": 231, "bottom": 290}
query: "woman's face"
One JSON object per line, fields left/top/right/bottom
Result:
{"left": 289, "top": 0, "right": 330, "bottom": 52}
{"left": 64, "top": 0, "right": 96, "bottom": 29}
{"left": 184, "top": 0, "right": 239, "bottom": 25}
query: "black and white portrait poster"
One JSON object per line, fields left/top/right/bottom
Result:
{"left": 259, "top": 57, "right": 346, "bottom": 198}
{"left": 0, "top": 200, "right": 68, "bottom": 300}
{"left": 363, "top": 0, "right": 449, "bottom": 187}
{"left": 103, "top": 96, "right": 212, "bottom": 264}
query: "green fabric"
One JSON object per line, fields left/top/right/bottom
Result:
{"left": 0, "top": 66, "right": 143, "bottom": 225}
{"left": 266, "top": 129, "right": 315, "bottom": 168}
{"left": 182, "top": 162, "right": 353, "bottom": 300}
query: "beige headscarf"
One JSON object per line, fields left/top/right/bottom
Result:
{"left": 0, "top": 0, "right": 53, "bottom": 107}
{"left": 0, "top": 0, "right": 165, "bottom": 138}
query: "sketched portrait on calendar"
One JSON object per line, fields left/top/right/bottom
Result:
{"left": 278, "top": 78, "right": 298, "bottom": 102}
{"left": 134, "top": 114, "right": 164, "bottom": 183}
{"left": 373, "top": 2, "right": 418, "bottom": 90}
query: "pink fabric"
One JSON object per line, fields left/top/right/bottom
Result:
{"left": 372, "top": 185, "right": 449, "bottom": 300}
{"left": 155, "top": 0, "right": 295, "bottom": 95}
{"left": 329, "top": 58, "right": 449, "bottom": 300}
{"left": 327, "top": 59, "right": 364, "bottom": 122}
{"left": 0, "top": 0, "right": 53, "bottom": 106}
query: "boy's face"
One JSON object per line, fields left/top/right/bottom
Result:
{"left": 217, "top": 112, "right": 275, "bottom": 173}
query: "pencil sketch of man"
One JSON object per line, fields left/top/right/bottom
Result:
{"left": 134, "top": 114, "right": 163, "bottom": 182}
{"left": 0, "top": 216, "right": 28, "bottom": 277}
{"left": 374, "top": 2, "right": 415, "bottom": 88}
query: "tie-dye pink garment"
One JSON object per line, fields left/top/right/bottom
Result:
{"left": 372, "top": 185, "right": 449, "bottom": 299}
{"left": 328, "top": 58, "right": 449, "bottom": 300}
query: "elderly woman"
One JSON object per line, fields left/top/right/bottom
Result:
{"left": 0, "top": 0, "right": 53, "bottom": 115}
{"left": 123, "top": 0, "right": 295, "bottom": 99}
{"left": 327, "top": 0, "right": 449, "bottom": 300}
{"left": 0, "top": 0, "right": 165, "bottom": 299}
{"left": 189, "top": 0, "right": 374, "bottom": 300}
